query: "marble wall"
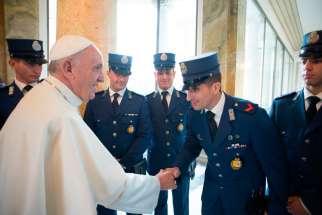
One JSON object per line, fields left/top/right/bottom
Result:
{"left": 57, "top": 0, "right": 116, "bottom": 91}
{"left": 1, "top": 0, "right": 39, "bottom": 83}
{"left": 0, "top": 0, "right": 5, "bottom": 83}
{"left": 202, "top": 0, "right": 239, "bottom": 95}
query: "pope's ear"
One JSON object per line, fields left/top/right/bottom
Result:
{"left": 62, "top": 60, "right": 74, "bottom": 80}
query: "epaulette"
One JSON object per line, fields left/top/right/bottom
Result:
{"left": 127, "top": 90, "right": 144, "bottom": 100}
{"left": 95, "top": 90, "right": 106, "bottom": 96}
{"left": 0, "top": 84, "right": 9, "bottom": 90}
{"left": 232, "top": 99, "right": 258, "bottom": 114}
{"left": 147, "top": 91, "right": 157, "bottom": 98}
{"left": 274, "top": 91, "right": 298, "bottom": 101}
{"left": 176, "top": 90, "right": 187, "bottom": 98}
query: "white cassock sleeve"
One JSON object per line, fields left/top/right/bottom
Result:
{"left": 45, "top": 115, "right": 160, "bottom": 214}
{"left": 0, "top": 105, "right": 159, "bottom": 215}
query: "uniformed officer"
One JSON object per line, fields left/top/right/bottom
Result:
{"left": 166, "top": 53, "right": 289, "bottom": 215}
{"left": 83, "top": 53, "right": 152, "bottom": 215}
{"left": 269, "top": 30, "right": 322, "bottom": 215}
{"left": 0, "top": 38, "right": 47, "bottom": 129}
{"left": 146, "top": 53, "right": 193, "bottom": 215}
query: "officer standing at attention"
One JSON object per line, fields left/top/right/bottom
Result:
{"left": 0, "top": 38, "right": 47, "bottom": 129}
{"left": 146, "top": 53, "right": 193, "bottom": 215}
{"left": 166, "top": 53, "right": 289, "bottom": 215}
{"left": 84, "top": 53, "right": 152, "bottom": 215}
{"left": 269, "top": 30, "right": 322, "bottom": 215}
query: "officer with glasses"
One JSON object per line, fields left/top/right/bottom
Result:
{"left": 0, "top": 38, "right": 47, "bottom": 129}
{"left": 270, "top": 30, "right": 322, "bottom": 215}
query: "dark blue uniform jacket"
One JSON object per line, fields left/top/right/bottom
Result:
{"left": 146, "top": 90, "right": 190, "bottom": 175}
{"left": 176, "top": 94, "right": 288, "bottom": 214}
{"left": 84, "top": 89, "right": 152, "bottom": 170}
{"left": 0, "top": 82, "right": 23, "bottom": 129}
{"left": 270, "top": 90, "right": 322, "bottom": 215}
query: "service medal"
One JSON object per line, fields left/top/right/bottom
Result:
{"left": 177, "top": 123, "right": 184, "bottom": 132}
{"left": 127, "top": 125, "right": 135, "bottom": 134}
{"left": 231, "top": 157, "right": 242, "bottom": 170}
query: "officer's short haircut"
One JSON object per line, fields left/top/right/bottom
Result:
{"left": 204, "top": 71, "right": 221, "bottom": 86}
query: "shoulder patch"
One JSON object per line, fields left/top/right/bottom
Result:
{"left": 233, "top": 100, "right": 258, "bottom": 114}
{"left": 274, "top": 91, "right": 298, "bottom": 101}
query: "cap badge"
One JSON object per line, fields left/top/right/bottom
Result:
{"left": 160, "top": 53, "right": 168, "bottom": 61}
{"left": 180, "top": 63, "right": 187, "bottom": 75}
{"left": 121, "top": 55, "right": 129, "bottom": 64}
{"left": 32, "top": 41, "right": 41, "bottom": 51}
{"left": 309, "top": 31, "right": 319, "bottom": 44}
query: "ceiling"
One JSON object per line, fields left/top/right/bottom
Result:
{"left": 296, "top": 0, "right": 322, "bottom": 33}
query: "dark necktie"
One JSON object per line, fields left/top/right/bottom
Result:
{"left": 112, "top": 93, "right": 119, "bottom": 113}
{"left": 22, "top": 85, "right": 33, "bottom": 95}
{"left": 206, "top": 111, "right": 217, "bottom": 142}
{"left": 161, "top": 91, "right": 169, "bottom": 113}
{"left": 306, "top": 96, "right": 320, "bottom": 123}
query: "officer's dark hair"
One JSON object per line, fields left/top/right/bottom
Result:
{"left": 204, "top": 71, "right": 222, "bottom": 86}
{"left": 188, "top": 71, "right": 221, "bottom": 91}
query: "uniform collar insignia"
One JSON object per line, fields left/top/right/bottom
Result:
{"left": 8, "top": 85, "right": 14, "bottom": 95}
{"left": 128, "top": 90, "right": 132, "bottom": 99}
{"left": 228, "top": 108, "right": 236, "bottom": 121}
{"left": 292, "top": 91, "right": 301, "bottom": 101}
{"left": 176, "top": 90, "right": 180, "bottom": 98}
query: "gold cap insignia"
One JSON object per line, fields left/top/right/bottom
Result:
{"left": 32, "top": 41, "right": 41, "bottom": 51}
{"left": 160, "top": 53, "right": 168, "bottom": 61}
{"left": 121, "top": 55, "right": 129, "bottom": 64}
{"left": 309, "top": 31, "right": 319, "bottom": 44}
{"left": 180, "top": 63, "right": 187, "bottom": 75}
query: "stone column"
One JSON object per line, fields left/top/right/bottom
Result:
{"left": 202, "top": 0, "right": 240, "bottom": 95}
{"left": 56, "top": 0, "right": 116, "bottom": 90}
{"left": 0, "top": 0, "right": 5, "bottom": 83}
{"left": 56, "top": 0, "right": 116, "bottom": 113}
{"left": 2, "top": 0, "right": 39, "bottom": 83}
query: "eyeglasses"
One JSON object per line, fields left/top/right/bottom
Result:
{"left": 301, "top": 58, "right": 322, "bottom": 65}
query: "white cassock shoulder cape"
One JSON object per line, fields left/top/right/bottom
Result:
{"left": 0, "top": 76, "right": 159, "bottom": 215}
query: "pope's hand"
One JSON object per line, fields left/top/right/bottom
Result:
{"left": 165, "top": 167, "right": 181, "bottom": 178}
{"left": 156, "top": 169, "right": 177, "bottom": 190}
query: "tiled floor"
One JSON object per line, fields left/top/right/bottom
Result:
{"left": 118, "top": 163, "right": 206, "bottom": 215}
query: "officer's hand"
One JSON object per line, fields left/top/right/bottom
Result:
{"left": 165, "top": 167, "right": 181, "bottom": 178}
{"left": 287, "top": 196, "right": 310, "bottom": 215}
{"left": 156, "top": 169, "right": 177, "bottom": 190}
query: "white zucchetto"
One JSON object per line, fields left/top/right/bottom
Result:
{"left": 49, "top": 35, "right": 94, "bottom": 61}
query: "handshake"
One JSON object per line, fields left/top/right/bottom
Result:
{"left": 156, "top": 167, "right": 181, "bottom": 190}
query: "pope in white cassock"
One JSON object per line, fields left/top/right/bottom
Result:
{"left": 0, "top": 35, "right": 177, "bottom": 215}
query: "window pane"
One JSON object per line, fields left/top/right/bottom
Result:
{"left": 244, "top": 0, "right": 265, "bottom": 104}
{"left": 261, "top": 22, "right": 276, "bottom": 108}
{"left": 116, "top": 0, "right": 157, "bottom": 95}
{"left": 159, "top": 0, "right": 197, "bottom": 90}
{"left": 282, "top": 50, "right": 290, "bottom": 94}
{"left": 273, "top": 39, "right": 284, "bottom": 97}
